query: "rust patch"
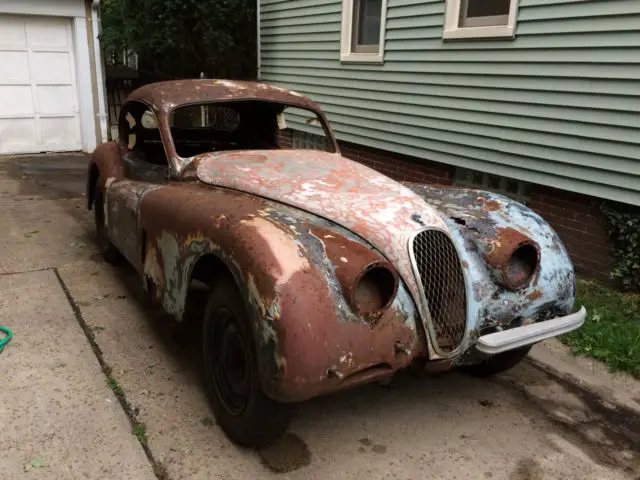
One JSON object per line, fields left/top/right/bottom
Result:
{"left": 483, "top": 200, "right": 501, "bottom": 212}
{"left": 196, "top": 149, "right": 447, "bottom": 319}
{"left": 475, "top": 196, "right": 502, "bottom": 212}
{"left": 128, "top": 79, "right": 321, "bottom": 114}
{"left": 90, "top": 142, "right": 124, "bottom": 190}
{"left": 482, "top": 227, "right": 540, "bottom": 291}
{"left": 137, "top": 184, "right": 420, "bottom": 403}
{"left": 527, "top": 290, "right": 542, "bottom": 301}
{"left": 309, "top": 225, "right": 399, "bottom": 321}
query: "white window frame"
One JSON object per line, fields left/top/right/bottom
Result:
{"left": 443, "top": 0, "right": 519, "bottom": 40}
{"left": 340, "top": 0, "right": 388, "bottom": 64}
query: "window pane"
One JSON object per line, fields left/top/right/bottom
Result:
{"left": 354, "top": 0, "right": 382, "bottom": 47}
{"left": 171, "top": 105, "right": 240, "bottom": 131}
{"left": 465, "top": 0, "right": 510, "bottom": 18}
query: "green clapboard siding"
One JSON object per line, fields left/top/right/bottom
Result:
{"left": 260, "top": 0, "right": 640, "bottom": 206}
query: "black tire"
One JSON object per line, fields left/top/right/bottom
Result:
{"left": 202, "top": 278, "right": 292, "bottom": 448}
{"left": 460, "top": 345, "right": 532, "bottom": 378}
{"left": 93, "top": 184, "right": 121, "bottom": 264}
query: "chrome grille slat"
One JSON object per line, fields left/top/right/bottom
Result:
{"left": 411, "top": 229, "right": 467, "bottom": 353}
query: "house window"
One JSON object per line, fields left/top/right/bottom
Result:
{"left": 453, "top": 167, "right": 529, "bottom": 204}
{"left": 443, "top": 0, "right": 519, "bottom": 40}
{"left": 341, "top": 0, "right": 388, "bottom": 64}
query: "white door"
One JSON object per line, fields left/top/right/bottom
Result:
{"left": 0, "top": 15, "right": 83, "bottom": 154}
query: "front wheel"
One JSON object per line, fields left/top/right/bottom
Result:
{"left": 459, "top": 345, "right": 532, "bottom": 378}
{"left": 202, "top": 278, "right": 292, "bottom": 448}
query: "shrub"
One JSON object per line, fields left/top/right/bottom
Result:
{"left": 601, "top": 201, "right": 640, "bottom": 291}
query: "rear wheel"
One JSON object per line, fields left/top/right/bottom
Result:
{"left": 460, "top": 345, "right": 532, "bottom": 378}
{"left": 202, "top": 278, "right": 292, "bottom": 448}
{"left": 93, "top": 184, "right": 121, "bottom": 264}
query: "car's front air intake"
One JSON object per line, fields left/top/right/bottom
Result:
{"left": 410, "top": 229, "right": 467, "bottom": 354}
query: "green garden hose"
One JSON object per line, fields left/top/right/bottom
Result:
{"left": 0, "top": 325, "right": 13, "bottom": 353}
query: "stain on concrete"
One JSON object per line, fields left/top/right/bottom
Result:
{"left": 372, "top": 444, "right": 387, "bottom": 454}
{"left": 509, "top": 458, "right": 544, "bottom": 480}
{"left": 501, "top": 360, "right": 640, "bottom": 474}
{"left": 4, "top": 154, "right": 89, "bottom": 199}
{"left": 359, "top": 438, "right": 373, "bottom": 447}
{"left": 258, "top": 432, "right": 312, "bottom": 473}
{"left": 357, "top": 437, "right": 387, "bottom": 455}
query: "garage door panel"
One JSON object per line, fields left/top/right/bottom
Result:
{"left": 40, "top": 117, "right": 80, "bottom": 147}
{"left": 0, "top": 118, "right": 37, "bottom": 152}
{"left": 0, "top": 16, "right": 26, "bottom": 50}
{"left": 0, "top": 86, "right": 34, "bottom": 116}
{"left": 0, "top": 52, "right": 30, "bottom": 83}
{"left": 0, "top": 14, "right": 82, "bottom": 153}
{"left": 31, "top": 52, "right": 73, "bottom": 84}
{"left": 26, "top": 17, "right": 70, "bottom": 50}
{"left": 36, "top": 85, "right": 77, "bottom": 116}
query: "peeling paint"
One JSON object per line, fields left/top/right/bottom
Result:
{"left": 87, "top": 80, "right": 580, "bottom": 407}
{"left": 405, "top": 183, "right": 577, "bottom": 365}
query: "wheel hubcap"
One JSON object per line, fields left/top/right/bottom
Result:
{"left": 207, "top": 308, "right": 251, "bottom": 416}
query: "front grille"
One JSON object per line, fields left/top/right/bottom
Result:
{"left": 411, "top": 230, "right": 467, "bottom": 353}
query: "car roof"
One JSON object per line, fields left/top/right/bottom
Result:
{"left": 127, "top": 79, "right": 321, "bottom": 113}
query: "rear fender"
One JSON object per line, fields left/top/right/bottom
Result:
{"left": 86, "top": 141, "right": 124, "bottom": 209}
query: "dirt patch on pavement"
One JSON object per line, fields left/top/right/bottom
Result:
{"left": 501, "top": 360, "right": 640, "bottom": 475}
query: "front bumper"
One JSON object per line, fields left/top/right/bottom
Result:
{"left": 475, "top": 306, "right": 587, "bottom": 355}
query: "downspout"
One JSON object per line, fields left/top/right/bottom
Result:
{"left": 91, "top": 0, "right": 109, "bottom": 143}
{"left": 256, "top": 0, "right": 261, "bottom": 80}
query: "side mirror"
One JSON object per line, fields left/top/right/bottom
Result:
{"left": 141, "top": 110, "right": 159, "bottom": 129}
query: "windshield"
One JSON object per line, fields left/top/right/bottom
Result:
{"left": 167, "top": 100, "right": 335, "bottom": 158}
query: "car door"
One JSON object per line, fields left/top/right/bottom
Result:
{"left": 104, "top": 108, "right": 169, "bottom": 272}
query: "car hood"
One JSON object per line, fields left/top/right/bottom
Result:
{"left": 196, "top": 149, "right": 448, "bottom": 301}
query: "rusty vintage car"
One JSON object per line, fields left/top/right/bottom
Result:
{"left": 86, "top": 79, "right": 586, "bottom": 448}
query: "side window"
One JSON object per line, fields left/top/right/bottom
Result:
{"left": 118, "top": 102, "right": 169, "bottom": 183}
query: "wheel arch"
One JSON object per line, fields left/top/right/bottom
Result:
{"left": 87, "top": 162, "right": 99, "bottom": 210}
{"left": 86, "top": 141, "right": 124, "bottom": 210}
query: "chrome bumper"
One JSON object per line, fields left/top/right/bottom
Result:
{"left": 475, "top": 306, "right": 587, "bottom": 355}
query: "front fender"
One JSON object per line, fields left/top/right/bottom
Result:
{"left": 405, "top": 184, "right": 576, "bottom": 361}
{"left": 139, "top": 183, "right": 425, "bottom": 402}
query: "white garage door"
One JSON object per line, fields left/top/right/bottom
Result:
{"left": 0, "top": 15, "right": 82, "bottom": 154}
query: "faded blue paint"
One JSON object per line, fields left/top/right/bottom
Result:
{"left": 405, "top": 183, "right": 576, "bottom": 364}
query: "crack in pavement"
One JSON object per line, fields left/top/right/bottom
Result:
{"left": 51, "top": 267, "right": 169, "bottom": 479}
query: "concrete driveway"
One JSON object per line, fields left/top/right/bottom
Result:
{"left": 0, "top": 154, "right": 638, "bottom": 480}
